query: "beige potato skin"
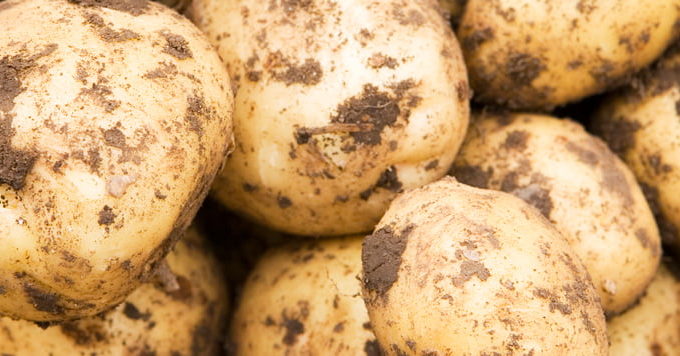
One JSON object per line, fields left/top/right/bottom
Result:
{"left": 362, "top": 178, "right": 608, "bottom": 355}
{"left": 451, "top": 113, "right": 660, "bottom": 315}
{"left": 592, "top": 47, "right": 680, "bottom": 258}
{"left": 0, "top": 0, "right": 233, "bottom": 321}
{"left": 190, "top": 0, "right": 470, "bottom": 236}
{"left": 608, "top": 264, "right": 680, "bottom": 356}
{"left": 0, "top": 227, "right": 228, "bottom": 355}
{"left": 231, "top": 236, "right": 377, "bottom": 356}
{"left": 458, "top": 0, "right": 679, "bottom": 110}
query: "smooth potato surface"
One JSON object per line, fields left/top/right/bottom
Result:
{"left": 190, "top": 0, "right": 470, "bottom": 236}
{"left": 0, "top": 0, "right": 233, "bottom": 321}
{"left": 0, "top": 227, "right": 229, "bottom": 355}
{"left": 458, "top": 0, "right": 679, "bottom": 110}
{"left": 362, "top": 178, "right": 608, "bottom": 355}
{"left": 231, "top": 236, "right": 377, "bottom": 355}
{"left": 593, "top": 46, "right": 680, "bottom": 258}
{"left": 451, "top": 112, "right": 660, "bottom": 315}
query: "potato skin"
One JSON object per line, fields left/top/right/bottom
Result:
{"left": 458, "top": 0, "right": 679, "bottom": 110}
{"left": 608, "top": 264, "right": 680, "bottom": 356}
{"left": 0, "top": 0, "right": 233, "bottom": 321}
{"left": 361, "top": 178, "right": 608, "bottom": 355}
{"left": 592, "top": 47, "right": 680, "bottom": 258}
{"left": 190, "top": 0, "right": 470, "bottom": 236}
{"left": 231, "top": 236, "right": 377, "bottom": 355}
{"left": 451, "top": 112, "right": 660, "bottom": 315}
{"left": 0, "top": 227, "right": 228, "bottom": 355}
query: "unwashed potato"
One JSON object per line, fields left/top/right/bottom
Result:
{"left": 231, "top": 236, "right": 377, "bottom": 355}
{"left": 190, "top": 0, "right": 470, "bottom": 236}
{"left": 362, "top": 177, "right": 608, "bottom": 355}
{"left": 451, "top": 112, "right": 660, "bottom": 315}
{"left": 0, "top": 226, "right": 228, "bottom": 355}
{"left": 608, "top": 263, "right": 680, "bottom": 356}
{"left": 592, "top": 45, "right": 680, "bottom": 258}
{"left": 439, "top": 0, "right": 465, "bottom": 23}
{"left": 0, "top": 0, "right": 233, "bottom": 321}
{"left": 458, "top": 0, "right": 679, "bottom": 110}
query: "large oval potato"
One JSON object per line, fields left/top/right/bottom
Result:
{"left": 451, "top": 112, "right": 660, "bottom": 315}
{"left": 592, "top": 46, "right": 680, "bottom": 258}
{"left": 0, "top": 0, "right": 233, "bottom": 321}
{"left": 458, "top": 0, "right": 679, "bottom": 110}
{"left": 362, "top": 177, "right": 608, "bottom": 355}
{"left": 608, "top": 263, "right": 680, "bottom": 356}
{"left": 0, "top": 226, "right": 228, "bottom": 355}
{"left": 190, "top": 0, "right": 470, "bottom": 236}
{"left": 231, "top": 236, "right": 377, "bottom": 355}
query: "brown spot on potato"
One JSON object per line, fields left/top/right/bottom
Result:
{"left": 103, "top": 127, "right": 126, "bottom": 148}
{"left": 277, "top": 195, "right": 292, "bottom": 208}
{"left": 332, "top": 322, "right": 344, "bottom": 333}
{"left": 425, "top": 160, "right": 439, "bottom": 171}
{"left": 185, "top": 95, "right": 208, "bottom": 134}
{"left": 462, "top": 27, "right": 494, "bottom": 51}
{"left": 144, "top": 62, "right": 178, "bottom": 79}
{"left": 60, "top": 321, "right": 107, "bottom": 345}
{"left": 162, "top": 32, "right": 193, "bottom": 60}
{"left": 647, "top": 154, "right": 673, "bottom": 175}
{"left": 68, "top": 0, "right": 149, "bottom": 16}
{"left": 406, "top": 340, "right": 416, "bottom": 350}
{"left": 98, "top": 205, "right": 116, "bottom": 226}
{"left": 363, "top": 224, "right": 415, "bottom": 300}
{"left": 367, "top": 53, "right": 398, "bottom": 69}
{"left": 80, "top": 78, "right": 121, "bottom": 112}
{"left": 517, "top": 185, "right": 553, "bottom": 219}
{"left": 282, "top": 317, "right": 304, "bottom": 345}
{"left": 364, "top": 339, "right": 382, "bottom": 356}
{"left": 502, "top": 130, "right": 529, "bottom": 151}
{"left": 376, "top": 166, "right": 402, "bottom": 192}
{"left": 591, "top": 117, "right": 640, "bottom": 156}
{"left": 506, "top": 53, "right": 545, "bottom": 86}
{"left": 123, "top": 302, "right": 150, "bottom": 321}
{"left": 282, "top": 0, "right": 312, "bottom": 14}
{"left": 191, "top": 321, "right": 212, "bottom": 355}
{"left": 23, "top": 283, "right": 63, "bottom": 315}
{"left": 565, "top": 141, "right": 598, "bottom": 166}
{"left": 640, "top": 183, "right": 679, "bottom": 247}
{"left": 451, "top": 165, "right": 492, "bottom": 189}
{"left": 452, "top": 260, "right": 491, "bottom": 287}
{"left": 271, "top": 58, "right": 323, "bottom": 86}
{"left": 84, "top": 12, "right": 140, "bottom": 43}
{"left": 0, "top": 117, "right": 37, "bottom": 191}
{"left": 331, "top": 85, "right": 400, "bottom": 145}
{"left": 599, "top": 153, "right": 633, "bottom": 205}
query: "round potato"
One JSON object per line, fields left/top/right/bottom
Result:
{"left": 0, "top": 0, "right": 233, "bottom": 321}
{"left": 362, "top": 177, "right": 608, "bottom": 355}
{"left": 451, "top": 112, "right": 660, "bottom": 315}
{"left": 458, "top": 0, "right": 679, "bottom": 110}
{"left": 608, "top": 263, "right": 680, "bottom": 356}
{"left": 0, "top": 226, "right": 228, "bottom": 355}
{"left": 231, "top": 235, "right": 377, "bottom": 355}
{"left": 592, "top": 46, "right": 680, "bottom": 258}
{"left": 190, "top": 0, "right": 470, "bottom": 236}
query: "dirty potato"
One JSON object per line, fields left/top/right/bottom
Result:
{"left": 458, "top": 0, "right": 679, "bottom": 110}
{"left": 362, "top": 177, "right": 608, "bottom": 355}
{"left": 608, "top": 264, "right": 680, "bottom": 356}
{"left": 592, "top": 45, "right": 680, "bottom": 258}
{"left": 0, "top": 0, "right": 233, "bottom": 321}
{"left": 439, "top": 0, "right": 465, "bottom": 23}
{"left": 451, "top": 112, "right": 660, "bottom": 315}
{"left": 190, "top": 0, "right": 470, "bottom": 236}
{"left": 0, "top": 226, "right": 228, "bottom": 355}
{"left": 231, "top": 236, "right": 377, "bottom": 355}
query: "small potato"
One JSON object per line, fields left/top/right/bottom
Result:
{"left": 0, "top": 226, "right": 228, "bottom": 355}
{"left": 458, "top": 0, "right": 679, "bottom": 110}
{"left": 451, "top": 112, "right": 660, "bottom": 315}
{"left": 592, "top": 46, "right": 680, "bottom": 258}
{"left": 231, "top": 236, "right": 377, "bottom": 355}
{"left": 0, "top": 0, "right": 233, "bottom": 321}
{"left": 362, "top": 177, "right": 608, "bottom": 355}
{"left": 608, "top": 264, "right": 680, "bottom": 355}
{"left": 190, "top": 0, "right": 470, "bottom": 236}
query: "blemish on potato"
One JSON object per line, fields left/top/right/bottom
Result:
{"left": 83, "top": 12, "right": 141, "bottom": 43}
{"left": 591, "top": 117, "right": 640, "bottom": 156}
{"left": 60, "top": 320, "right": 107, "bottom": 345}
{"left": 331, "top": 85, "right": 400, "bottom": 145}
{"left": 452, "top": 260, "right": 491, "bottom": 287}
{"left": 451, "top": 165, "right": 492, "bottom": 189}
{"left": 506, "top": 53, "right": 544, "bottom": 86}
{"left": 362, "top": 224, "right": 415, "bottom": 300}
{"left": 281, "top": 317, "right": 304, "bottom": 345}
{"left": 462, "top": 27, "right": 494, "bottom": 51}
{"left": 277, "top": 195, "right": 293, "bottom": 208}
{"left": 502, "top": 130, "right": 529, "bottom": 151}
{"left": 23, "top": 283, "right": 63, "bottom": 315}
{"left": 364, "top": 339, "right": 382, "bottom": 356}
{"left": 161, "top": 32, "right": 193, "bottom": 60}
{"left": 270, "top": 57, "right": 323, "bottom": 86}
{"left": 376, "top": 166, "right": 402, "bottom": 192}
{"left": 640, "top": 182, "right": 679, "bottom": 246}
{"left": 68, "top": 0, "right": 149, "bottom": 16}
{"left": 98, "top": 205, "right": 116, "bottom": 226}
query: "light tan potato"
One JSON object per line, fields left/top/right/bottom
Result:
{"left": 362, "top": 177, "right": 608, "bottom": 355}
{"left": 451, "top": 112, "right": 660, "bottom": 315}
{"left": 0, "top": 0, "right": 233, "bottom": 321}
{"left": 592, "top": 46, "right": 680, "bottom": 258}
{"left": 190, "top": 0, "right": 470, "bottom": 236}
{"left": 0, "top": 226, "right": 228, "bottom": 355}
{"left": 608, "top": 263, "right": 680, "bottom": 356}
{"left": 458, "top": 0, "right": 679, "bottom": 110}
{"left": 231, "top": 236, "right": 377, "bottom": 355}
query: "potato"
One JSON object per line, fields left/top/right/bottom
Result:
{"left": 608, "top": 263, "right": 680, "bottom": 356}
{"left": 0, "top": 226, "right": 228, "bottom": 355}
{"left": 0, "top": 0, "right": 233, "bottom": 321}
{"left": 231, "top": 235, "right": 377, "bottom": 355}
{"left": 592, "top": 46, "right": 680, "bottom": 258}
{"left": 451, "top": 112, "right": 660, "bottom": 315}
{"left": 439, "top": 0, "right": 465, "bottom": 23}
{"left": 458, "top": 0, "right": 679, "bottom": 110}
{"left": 189, "top": 0, "right": 470, "bottom": 236}
{"left": 362, "top": 177, "right": 608, "bottom": 355}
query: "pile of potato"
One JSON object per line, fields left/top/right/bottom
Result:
{"left": 0, "top": 0, "right": 678, "bottom": 355}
